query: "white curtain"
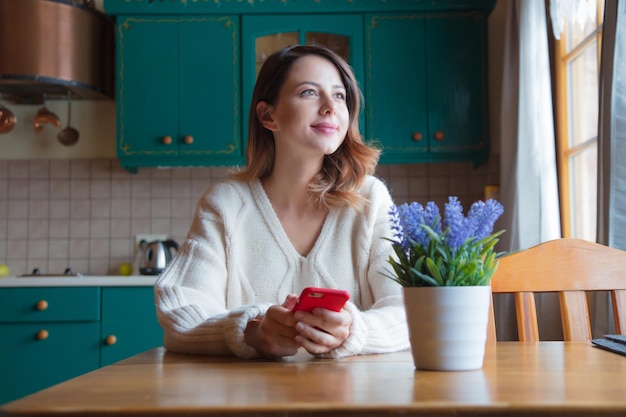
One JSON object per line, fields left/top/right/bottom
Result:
{"left": 596, "top": 0, "right": 626, "bottom": 336}
{"left": 549, "top": 0, "right": 596, "bottom": 40}
{"left": 496, "top": 0, "right": 562, "bottom": 340}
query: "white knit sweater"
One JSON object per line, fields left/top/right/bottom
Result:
{"left": 154, "top": 175, "right": 410, "bottom": 358}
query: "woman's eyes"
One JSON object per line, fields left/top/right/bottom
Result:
{"left": 299, "top": 89, "right": 346, "bottom": 100}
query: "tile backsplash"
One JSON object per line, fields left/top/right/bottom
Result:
{"left": 0, "top": 158, "right": 499, "bottom": 276}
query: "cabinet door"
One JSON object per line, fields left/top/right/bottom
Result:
{"left": 242, "top": 14, "right": 364, "bottom": 146}
{"left": 0, "top": 287, "right": 100, "bottom": 322}
{"left": 100, "top": 319, "right": 163, "bottom": 366}
{"left": 0, "top": 323, "right": 100, "bottom": 405}
{"left": 365, "top": 12, "right": 489, "bottom": 166}
{"left": 178, "top": 16, "right": 241, "bottom": 165}
{"left": 116, "top": 15, "right": 241, "bottom": 169}
{"left": 426, "top": 14, "right": 488, "bottom": 159}
{"left": 117, "top": 16, "right": 179, "bottom": 160}
{"left": 101, "top": 287, "right": 163, "bottom": 366}
{"left": 365, "top": 14, "right": 428, "bottom": 159}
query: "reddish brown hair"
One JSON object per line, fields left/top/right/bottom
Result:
{"left": 234, "top": 44, "right": 380, "bottom": 208}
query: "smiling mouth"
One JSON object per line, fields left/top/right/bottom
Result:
{"left": 312, "top": 123, "right": 338, "bottom": 134}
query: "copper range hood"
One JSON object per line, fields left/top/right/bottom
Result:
{"left": 0, "top": 0, "right": 114, "bottom": 103}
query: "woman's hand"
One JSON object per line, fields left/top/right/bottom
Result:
{"left": 244, "top": 294, "right": 300, "bottom": 359}
{"left": 293, "top": 307, "right": 353, "bottom": 355}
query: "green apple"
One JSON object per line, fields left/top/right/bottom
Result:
{"left": 0, "top": 263, "right": 9, "bottom": 278}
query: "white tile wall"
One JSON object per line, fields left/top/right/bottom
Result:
{"left": 0, "top": 157, "right": 499, "bottom": 276}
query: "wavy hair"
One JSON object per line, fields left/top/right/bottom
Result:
{"left": 234, "top": 44, "right": 380, "bottom": 209}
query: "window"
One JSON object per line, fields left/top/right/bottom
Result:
{"left": 553, "top": 0, "right": 605, "bottom": 239}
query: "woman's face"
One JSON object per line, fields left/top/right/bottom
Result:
{"left": 261, "top": 54, "right": 349, "bottom": 160}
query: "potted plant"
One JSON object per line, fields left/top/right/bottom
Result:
{"left": 386, "top": 196, "right": 505, "bottom": 371}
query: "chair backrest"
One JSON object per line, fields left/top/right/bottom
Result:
{"left": 487, "top": 238, "right": 626, "bottom": 343}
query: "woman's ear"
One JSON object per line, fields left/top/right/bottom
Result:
{"left": 256, "top": 101, "right": 277, "bottom": 131}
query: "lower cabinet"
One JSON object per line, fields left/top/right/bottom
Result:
{"left": 101, "top": 287, "right": 164, "bottom": 366}
{"left": 0, "top": 286, "right": 163, "bottom": 405}
{"left": 0, "top": 322, "right": 101, "bottom": 405}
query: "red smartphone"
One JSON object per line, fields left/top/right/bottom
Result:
{"left": 292, "top": 287, "right": 350, "bottom": 313}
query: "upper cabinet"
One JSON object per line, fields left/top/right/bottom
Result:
{"left": 115, "top": 15, "right": 241, "bottom": 171}
{"left": 365, "top": 12, "right": 490, "bottom": 166}
{"left": 105, "top": 0, "right": 495, "bottom": 170}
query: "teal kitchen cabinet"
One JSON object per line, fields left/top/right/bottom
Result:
{"left": 241, "top": 14, "right": 364, "bottom": 146}
{"left": 116, "top": 15, "right": 241, "bottom": 171}
{"left": 0, "top": 288, "right": 101, "bottom": 405}
{"left": 106, "top": 1, "right": 494, "bottom": 168}
{"left": 0, "top": 285, "right": 162, "bottom": 405}
{"left": 365, "top": 12, "right": 490, "bottom": 166}
{"left": 101, "top": 287, "right": 163, "bottom": 366}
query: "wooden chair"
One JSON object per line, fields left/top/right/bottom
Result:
{"left": 487, "top": 238, "right": 626, "bottom": 343}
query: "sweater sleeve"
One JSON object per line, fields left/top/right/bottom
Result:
{"left": 154, "top": 183, "right": 270, "bottom": 358}
{"left": 317, "top": 177, "right": 411, "bottom": 358}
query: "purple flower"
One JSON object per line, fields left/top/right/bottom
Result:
{"left": 468, "top": 199, "right": 505, "bottom": 241}
{"left": 390, "top": 197, "right": 504, "bottom": 256}
{"left": 389, "top": 201, "right": 440, "bottom": 251}
{"left": 423, "top": 201, "right": 441, "bottom": 234}
{"left": 443, "top": 197, "right": 472, "bottom": 252}
{"left": 386, "top": 196, "right": 505, "bottom": 287}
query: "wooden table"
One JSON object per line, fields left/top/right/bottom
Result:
{"left": 1, "top": 342, "right": 625, "bottom": 417}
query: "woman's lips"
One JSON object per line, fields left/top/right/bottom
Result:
{"left": 311, "top": 123, "right": 338, "bottom": 134}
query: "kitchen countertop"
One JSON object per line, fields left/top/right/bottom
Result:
{"left": 0, "top": 276, "right": 158, "bottom": 287}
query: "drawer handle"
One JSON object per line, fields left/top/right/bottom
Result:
{"left": 434, "top": 131, "right": 444, "bottom": 141}
{"left": 105, "top": 335, "right": 117, "bottom": 346}
{"left": 162, "top": 135, "right": 173, "bottom": 145}
{"left": 35, "top": 300, "right": 48, "bottom": 311}
{"left": 183, "top": 135, "right": 194, "bottom": 145}
{"left": 412, "top": 132, "right": 423, "bottom": 141}
{"left": 36, "top": 329, "right": 49, "bottom": 340}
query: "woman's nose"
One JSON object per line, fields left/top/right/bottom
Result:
{"left": 320, "top": 95, "right": 337, "bottom": 115}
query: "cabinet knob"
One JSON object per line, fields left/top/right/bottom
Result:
{"left": 412, "top": 132, "right": 423, "bottom": 141}
{"left": 36, "top": 329, "right": 49, "bottom": 340}
{"left": 183, "top": 135, "right": 194, "bottom": 145}
{"left": 35, "top": 300, "right": 48, "bottom": 311}
{"left": 162, "top": 135, "right": 173, "bottom": 145}
{"left": 434, "top": 131, "right": 444, "bottom": 141}
{"left": 105, "top": 335, "right": 117, "bottom": 346}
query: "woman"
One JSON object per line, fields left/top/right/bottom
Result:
{"left": 154, "top": 44, "right": 409, "bottom": 359}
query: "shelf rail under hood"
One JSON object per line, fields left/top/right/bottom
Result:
{"left": 0, "top": 0, "right": 114, "bottom": 103}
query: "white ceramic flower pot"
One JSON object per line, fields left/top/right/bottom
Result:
{"left": 403, "top": 286, "right": 491, "bottom": 371}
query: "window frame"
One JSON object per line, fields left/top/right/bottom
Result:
{"left": 553, "top": 0, "right": 605, "bottom": 238}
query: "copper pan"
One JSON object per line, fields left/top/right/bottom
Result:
{"left": 0, "top": 93, "right": 16, "bottom": 133}
{"left": 33, "top": 94, "right": 61, "bottom": 135}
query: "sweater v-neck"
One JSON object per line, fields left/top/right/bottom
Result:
{"left": 251, "top": 179, "right": 335, "bottom": 261}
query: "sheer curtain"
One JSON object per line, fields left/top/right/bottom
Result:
{"left": 596, "top": 0, "right": 625, "bottom": 336}
{"left": 496, "top": 0, "right": 562, "bottom": 340}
